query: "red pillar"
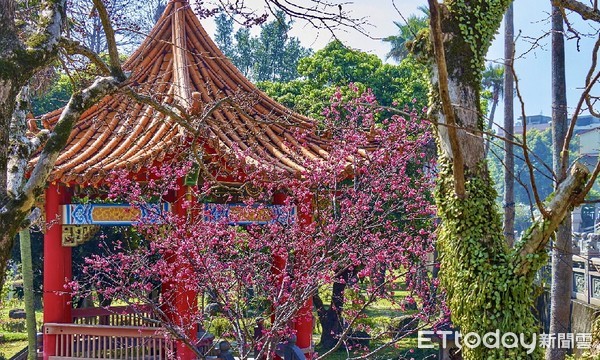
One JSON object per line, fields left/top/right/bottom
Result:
{"left": 273, "top": 192, "right": 313, "bottom": 357}
{"left": 271, "top": 192, "right": 287, "bottom": 360}
{"left": 294, "top": 195, "right": 313, "bottom": 355}
{"left": 43, "top": 183, "right": 72, "bottom": 360}
{"left": 171, "top": 185, "right": 197, "bottom": 360}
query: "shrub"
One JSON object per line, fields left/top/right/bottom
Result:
{"left": 208, "top": 317, "right": 232, "bottom": 337}
{"left": 0, "top": 319, "right": 26, "bottom": 333}
{"left": 0, "top": 332, "right": 27, "bottom": 342}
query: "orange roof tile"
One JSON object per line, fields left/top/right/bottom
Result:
{"left": 34, "top": 1, "right": 331, "bottom": 184}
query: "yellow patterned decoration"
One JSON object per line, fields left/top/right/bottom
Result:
{"left": 62, "top": 225, "right": 100, "bottom": 247}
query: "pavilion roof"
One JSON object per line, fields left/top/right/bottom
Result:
{"left": 36, "top": 1, "right": 332, "bottom": 185}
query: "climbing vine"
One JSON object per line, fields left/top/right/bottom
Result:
{"left": 436, "top": 158, "right": 543, "bottom": 359}
{"left": 446, "top": 0, "right": 512, "bottom": 79}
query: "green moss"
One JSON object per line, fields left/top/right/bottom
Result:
{"left": 25, "top": 0, "right": 65, "bottom": 49}
{"left": 0, "top": 57, "right": 21, "bottom": 80}
{"left": 25, "top": 33, "right": 47, "bottom": 50}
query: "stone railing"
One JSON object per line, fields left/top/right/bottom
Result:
{"left": 572, "top": 233, "right": 600, "bottom": 306}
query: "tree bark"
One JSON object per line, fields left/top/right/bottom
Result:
{"left": 313, "top": 269, "right": 352, "bottom": 350}
{"left": 503, "top": 3, "right": 515, "bottom": 247}
{"left": 19, "top": 228, "right": 37, "bottom": 360}
{"left": 546, "top": 5, "right": 572, "bottom": 360}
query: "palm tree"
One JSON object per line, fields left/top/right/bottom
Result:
{"left": 383, "top": 8, "right": 428, "bottom": 62}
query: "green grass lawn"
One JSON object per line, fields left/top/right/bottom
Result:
{"left": 0, "top": 299, "right": 41, "bottom": 359}
{"left": 0, "top": 333, "right": 28, "bottom": 359}
{"left": 1, "top": 285, "right": 435, "bottom": 359}
{"left": 313, "top": 335, "right": 438, "bottom": 359}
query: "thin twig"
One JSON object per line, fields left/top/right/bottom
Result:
{"left": 563, "top": 35, "right": 600, "bottom": 168}
{"left": 59, "top": 38, "right": 111, "bottom": 75}
{"left": 511, "top": 62, "right": 549, "bottom": 217}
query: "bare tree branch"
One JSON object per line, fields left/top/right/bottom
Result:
{"left": 554, "top": 0, "right": 600, "bottom": 22}
{"left": 513, "top": 162, "right": 589, "bottom": 276}
{"left": 59, "top": 37, "right": 111, "bottom": 75}
{"left": 92, "top": 0, "right": 126, "bottom": 80}
{"left": 512, "top": 61, "right": 549, "bottom": 217}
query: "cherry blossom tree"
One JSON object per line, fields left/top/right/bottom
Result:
{"left": 70, "top": 88, "right": 443, "bottom": 359}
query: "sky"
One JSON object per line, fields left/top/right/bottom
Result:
{"left": 202, "top": 0, "right": 600, "bottom": 124}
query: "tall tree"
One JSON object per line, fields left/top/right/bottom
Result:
{"left": 503, "top": 4, "right": 515, "bottom": 247}
{"left": 214, "top": 12, "right": 235, "bottom": 59}
{"left": 253, "top": 15, "right": 288, "bottom": 82}
{"left": 252, "top": 11, "right": 310, "bottom": 82}
{"left": 383, "top": 14, "right": 429, "bottom": 62}
{"left": 482, "top": 63, "right": 504, "bottom": 155}
{"left": 219, "top": 12, "right": 310, "bottom": 82}
{"left": 547, "top": 4, "right": 571, "bottom": 360}
{"left": 233, "top": 28, "right": 255, "bottom": 77}
{"left": 421, "top": 0, "right": 596, "bottom": 358}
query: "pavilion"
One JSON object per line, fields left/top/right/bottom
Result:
{"left": 37, "top": 1, "right": 332, "bottom": 358}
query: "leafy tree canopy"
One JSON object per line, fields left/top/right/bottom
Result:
{"left": 258, "top": 41, "right": 429, "bottom": 119}
{"left": 486, "top": 127, "right": 585, "bottom": 233}
{"left": 214, "top": 10, "right": 312, "bottom": 82}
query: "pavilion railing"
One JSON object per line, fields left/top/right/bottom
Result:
{"left": 72, "top": 305, "right": 159, "bottom": 327}
{"left": 45, "top": 323, "right": 174, "bottom": 359}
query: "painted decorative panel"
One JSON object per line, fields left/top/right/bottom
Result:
{"left": 574, "top": 273, "right": 586, "bottom": 294}
{"left": 592, "top": 276, "right": 600, "bottom": 299}
{"left": 203, "top": 203, "right": 296, "bottom": 225}
{"left": 62, "top": 203, "right": 171, "bottom": 226}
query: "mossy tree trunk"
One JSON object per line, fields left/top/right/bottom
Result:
{"left": 425, "top": 1, "right": 591, "bottom": 359}
{"left": 0, "top": 0, "right": 67, "bottom": 292}
{"left": 0, "top": 0, "right": 125, "bottom": 292}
